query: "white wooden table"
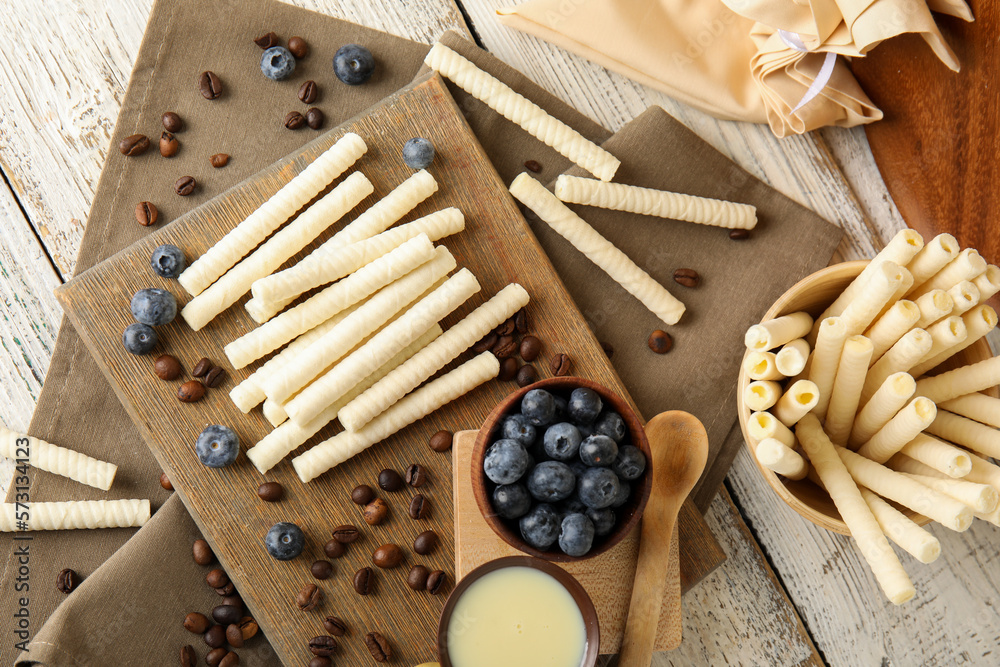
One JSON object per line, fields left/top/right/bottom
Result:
{"left": 2, "top": 1, "right": 998, "bottom": 664}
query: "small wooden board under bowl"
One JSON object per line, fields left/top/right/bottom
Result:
{"left": 56, "top": 74, "right": 720, "bottom": 665}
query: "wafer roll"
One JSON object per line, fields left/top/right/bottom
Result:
{"left": 897, "top": 433, "right": 972, "bottom": 478}
{"left": 859, "top": 487, "right": 940, "bottom": 564}
{"left": 909, "top": 305, "right": 998, "bottom": 378}
{"left": 1, "top": 500, "right": 150, "bottom": 532}
{"left": 857, "top": 397, "right": 937, "bottom": 463}
{"left": 0, "top": 426, "right": 117, "bottom": 491}
{"left": 849, "top": 373, "right": 915, "bottom": 449}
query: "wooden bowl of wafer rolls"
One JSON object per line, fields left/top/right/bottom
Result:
{"left": 737, "top": 239, "right": 1000, "bottom": 543}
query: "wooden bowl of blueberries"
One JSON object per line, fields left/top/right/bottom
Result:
{"left": 471, "top": 377, "right": 652, "bottom": 562}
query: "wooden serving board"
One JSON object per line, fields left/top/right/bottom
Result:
{"left": 55, "top": 74, "right": 717, "bottom": 665}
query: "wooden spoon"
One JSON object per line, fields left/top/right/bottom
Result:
{"left": 617, "top": 411, "right": 709, "bottom": 666}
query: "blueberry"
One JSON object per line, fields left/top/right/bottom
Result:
{"left": 611, "top": 480, "right": 631, "bottom": 508}
{"left": 502, "top": 414, "right": 537, "bottom": 447}
{"left": 265, "top": 521, "right": 305, "bottom": 561}
{"left": 594, "top": 410, "right": 627, "bottom": 442}
{"left": 613, "top": 445, "right": 647, "bottom": 481}
{"left": 577, "top": 467, "right": 620, "bottom": 509}
{"left": 586, "top": 507, "right": 616, "bottom": 536}
{"left": 521, "top": 388, "right": 556, "bottom": 426}
{"left": 484, "top": 439, "right": 530, "bottom": 485}
{"left": 519, "top": 503, "right": 560, "bottom": 549}
{"left": 492, "top": 483, "right": 532, "bottom": 519}
{"left": 543, "top": 422, "right": 582, "bottom": 461}
{"left": 552, "top": 395, "right": 568, "bottom": 422}
{"left": 568, "top": 387, "right": 603, "bottom": 425}
{"left": 555, "top": 492, "right": 587, "bottom": 519}
{"left": 122, "top": 323, "right": 157, "bottom": 355}
{"left": 577, "top": 422, "right": 595, "bottom": 439}
{"left": 260, "top": 46, "right": 296, "bottom": 80}
{"left": 130, "top": 288, "right": 177, "bottom": 326}
{"left": 195, "top": 425, "right": 240, "bottom": 468}
{"left": 333, "top": 44, "right": 375, "bottom": 85}
{"left": 402, "top": 138, "right": 435, "bottom": 169}
{"left": 150, "top": 244, "right": 186, "bottom": 279}
{"left": 568, "top": 460, "right": 588, "bottom": 479}
{"left": 558, "top": 513, "right": 595, "bottom": 557}
{"left": 526, "top": 461, "right": 576, "bottom": 502}
{"left": 579, "top": 434, "right": 618, "bottom": 467}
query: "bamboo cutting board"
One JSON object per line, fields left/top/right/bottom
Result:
{"left": 56, "top": 74, "right": 718, "bottom": 665}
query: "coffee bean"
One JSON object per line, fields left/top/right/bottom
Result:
{"left": 363, "top": 498, "right": 389, "bottom": 525}
{"left": 178, "top": 379, "right": 205, "bottom": 403}
{"left": 309, "top": 658, "right": 332, "bottom": 667}
{"left": 153, "top": 354, "right": 181, "bottom": 380}
{"left": 323, "top": 539, "right": 346, "bottom": 559}
{"left": 226, "top": 623, "right": 244, "bottom": 648}
{"left": 180, "top": 644, "right": 196, "bottom": 667}
{"left": 56, "top": 568, "right": 79, "bottom": 594}
{"left": 426, "top": 569, "right": 446, "bottom": 595}
{"left": 372, "top": 544, "right": 403, "bottom": 569}
{"left": 199, "top": 71, "right": 223, "bottom": 100}
{"left": 206, "top": 569, "right": 229, "bottom": 589}
{"left": 205, "top": 365, "right": 225, "bottom": 387}
{"left": 428, "top": 430, "right": 453, "bottom": 452}
{"left": 364, "top": 632, "right": 391, "bottom": 662}
{"left": 351, "top": 484, "right": 375, "bottom": 505}
{"left": 515, "top": 308, "right": 530, "bottom": 333}
{"left": 601, "top": 341, "right": 614, "bottom": 358}
{"left": 212, "top": 605, "right": 241, "bottom": 626}
{"left": 322, "top": 616, "right": 347, "bottom": 637}
{"left": 308, "top": 635, "right": 337, "bottom": 657}
{"left": 135, "top": 201, "right": 159, "bottom": 227}
{"left": 284, "top": 111, "right": 306, "bottom": 130}
{"left": 297, "top": 583, "right": 322, "bottom": 611}
{"left": 159, "top": 472, "right": 173, "bottom": 491}
{"left": 205, "top": 624, "right": 227, "bottom": 649}
{"left": 407, "top": 565, "right": 429, "bottom": 590}
{"left": 519, "top": 335, "right": 542, "bottom": 362}
{"left": 210, "top": 153, "right": 230, "bottom": 168}
{"left": 472, "top": 332, "right": 498, "bottom": 353}
{"left": 288, "top": 36, "right": 309, "bottom": 59}
{"left": 405, "top": 464, "right": 427, "bottom": 488}
{"left": 495, "top": 318, "right": 516, "bottom": 337}
{"left": 498, "top": 357, "right": 519, "bottom": 381}
{"left": 672, "top": 268, "right": 700, "bottom": 288}
{"left": 218, "top": 652, "right": 239, "bottom": 667}
{"left": 192, "top": 357, "right": 213, "bottom": 377}
{"left": 408, "top": 494, "right": 429, "bottom": 520}
{"left": 175, "top": 175, "right": 196, "bottom": 196}
{"left": 298, "top": 80, "right": 318, "bottom": 104}
{"left": 162, "top": 112, "right": 183, "bottom": 133}
{"left": 413, "top": 530, "right": 438, "bottom": 555}
{"left": 331, "top": 525, "right": 360, "bottom": 543}
{"left": 648, "top": 329, "right": 673, "bottom": 354}
{"left": 254, "top": 32, "right": 279, "bottom": 49}
{"left": 221, "top": 595, "right": 243, "bottom": 613}
{"left": 206, "top": 647, "right": 227, "bottom": 666}
{"left": 160, "top": 131, "right": 180, "bottom": 157}
{"left": 493, "top": 335, "right": 517, "bottom": 359}
{"left": 193, "top": 539, "right": 214, "bottom": 565}
{"left": 257, "top": 481, "right": 284, "bottom": 502}
{"left": 238, "top": 616, "right": 258, "bottom": 640}
{"left": 378, "top": 468, "right": 403, "bottom": 491}
{"left": 119, "top": 133, "right": 150, "bottom": 156}
{"left": 353, "top": 566, "right": 373, "bottom": 595}
{"left": 516, "top": 364, "right": 538, "bottom": 387}
{"left": 311, "top": 560, "right": 334, "bottom": 580}
{"left": 524, "top": 159, "right": 542, "bottom": 173}
{"left": 184, "top": 612, "right": 211, "bottom": 634}
{"left": 550, "top": 353, "right": 572, "bottom": 377}
{"left": 305, "top": 107, "right": 324, "bottom": 130}
{"left": 215, "top": 582, "right": 235, "bottom": 596}
{"left": 729, "top": 228, "right": 751, "bottom": 240}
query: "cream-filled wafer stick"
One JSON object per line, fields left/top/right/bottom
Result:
{"left": 182, "top": 172, "right": 374, "bottom": 330}
{"left": 775, "top": 339, "right": 810, "bottom": 376}
{"left": 825, "top": 335, "right": 874, "bottom": 446}
{"left": 860, "top": 329, "right": 932, "bottom": 406}
{"left": 849, "top": 373, "right": 916, "bottom": 449}
{"left": 1, "top": 499, "right": 150, "bottom": 532}
{"left": 909, "top": 305, "right": 998, "bottom": 378}
{"left": 808, "top": 317, "right": 848, "bottom": 419}
{"left": 925, "top": 409, "right": 1000, "bottom": 459}
{"left": 907, "top": 248, "right": 988, "bottom": 300}
{"left": 913, "top": 316, "right": 968, "bottom": 367}
{"left": 745, "top": 312, "right": 813, "bottom": 352}
{"left": 795, "top": 415, "right": 915, "bottom": 604}
{"left": 902, "top": 473, "right": 998, "bottom": 513}
{"left": 744, "top": 381, "right": 782, "bottom": 412}
{"left": 743, "top": 351, "right": 785, "bottom": 381}
{"left": 906, "top": 233, "right": 959, "bottom": 289}
{"left": 224, "top": 242, "right": 451, "bottom": 369}
{"left": 339, "top": 283, "right": 530, "bottom": 432}
{"left": 898, "top": 433, "right": 972, "bottom": 478}
{"left": 973, "top": 265, "right": 1000, "bottom": 303}
{"left": 0, "top": 426, "right": 117, "bottom": 491}
{"left": 262, "top": 236, "right": 441, "bottom": 404}
{"left": 747, "top": 411, "right": 796, "bottom": 449}
{"left": 246, "top": 327, "right": 441, "bottom": 474}
{"left": 965, "top": 452, "right": 1000, "bottom": 490}
{"left": 773, "top": 380, "right": 819, "bottom": 428}
{"left": 554, "top": 175, "right": 757, "bottom": 229}
{"left": 877, "top": 268, "right": 915, "bottom": 321}
{"left": 425, "top": 44, "right": 619, "bottom": 181}
{"left": 510, "top": 173, "right": 683, "bottom": 325}
{"left": 915, "top": 353, "right": 1000, "bottom": 404}
{"left": 263, "top": 399, "right": 288, "bottom": 428}
{"left": 859, "top": 487, "right": 941, "bottom": 564}
{"left": 755, "top": 438, "right": 809, "bottom": 480}
{"left": 939, "top": 392, "right": 1000, "bottom": 428}
{"left": 286, "top": 269, "right": 481, "bottom": 425}
{"left": 886, "top": 454, "right": 948, "bottom": 478}
{"left": 946, "top": 281, "right": 980, "bottom": 318}
{"left": 864, "top": 300, "right": 919, "bottom": 364}
{"left": 912, "top": 290, "right": 954, "bottom": 330}
{"left": 840, "top": 263, "right": 908, "bottom": 337}
{"left": 179, "top": 133, "right": 366, "bottom": 295}
{"left": 835, "top": 443, "right": 972, "bottom": 531}
{"left": 857, "top": 397, "right": 936, "bottom": 463}
{"left": 294, "top": 352, "right": 499, "bottom": 482}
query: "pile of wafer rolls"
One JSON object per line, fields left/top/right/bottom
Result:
{"left": 743, "top": 228, "right": 1000, "bottom": 604}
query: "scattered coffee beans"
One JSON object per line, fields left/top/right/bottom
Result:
{"left": 372, "top": 544, "right": 403, "bottom": 568}
{"left": 305, "top": 107, "right": 324, "bottom": 130}
{"left": 323, "top": 539, "right": 345, "bottom": 559}
{"left": 55, "top": 568, "right": 79, "bottom": 594}
{"left": 309, "top": 658, "right": 332, "bottom": 667}
{"left": 408, "top": 494, "right": 429, "bottom": 520}
{"left": 159, "top": 472, "right": 173, "bottom": 491}
{"left": 516, "top": 364, "right": 538, "bottom": 387}
{"left": 135, "top": 201, "right": 159, "bottom": 227}
{"left": 212, "top": 604, "right": 241, "bottom": 626}
{"left": 199, "top": 71, "right": 223, "bottom": 100}
{"left": 308, "top": 635, "right": 337, "bottom": 657}
{"left": 473, "top": 332, "right": 498, "bottom": 354}
{"left": 378, "top": 468, "right": 403, "bottom": 491}
{"left": 206, "top": 647, "right": 227, "bottom": 666}
{"left": 162, "top": 111, "right": 183, "bottom": 133}
{"left": 648, "top": 329, "right": 673, "bottom": 354}
{"left": 405, "top": 464, "right": 427, "bottom": 488}
{"left": 284, "top": 111, "right": 306, "bottom": 129}
{"left": 311, "top": 560, "right": 334, "bottom": 580}
{"left": 363, "top": 498, "right": 389, "bottom": 525}
{"left": 426, "top": 569, "right": 446, "bottom": 595}
{"left": 160, "top": 131, "right": 179, "bottom": 157}
{"left": 192, "top": 357, "right": 213, "bottom": 378}
{"left": 206, "top": 569, "right": 229, "bottom": 589}
{"left": 515, "top": 308, "right": 530, "bottom": 333}
{"left": 254, "top": 32, "right": 279, "bottom": 49}
{"left": 407, "top": 565, "right": 429, "bottom": 590}
{"left": 184, "top": 612, "right": 211, "bottom": 634}
{"left": 205, "top": 365, "right": 225, "bottom": 388}
{"left": 524, "top": 159, "right": 542, "bottom": 173}
{"left": 428, "top": 430, "right": 453, "bottom": 453}
{"left": 729, "top": 228, "right": 751, "bottom": 240}
{"left": 178, "top": 380, "right": 205, "bottom": 403}
{"left": 364, "top": 631, "right": 391, "bottom": 662}
{"left": 238, "top": 616, "right": 259, "bottom": 640}
{"left": 353, "top": 567, "right": 373, "bottom": 595}
{"left": 351, "top": 484, "right": 375, "bottom": 505}
{"left": 672, "top": 268, "right": 700, "bottom": 287}
{"left": 519, "top": 335, "right": 542, "bottom": 361}
{"left": 298, "top": 80, "right": 318, "bottom": 104}
{"left": 215, "top": 582, "right": 235, "bottom": 596}
{"left": 496, "top": 317, "right": 516, "bottom": 336}
{"left": 297, "top": 583, "right": 322, "bottom": 611}
{"left": 493, "top": 335, "right": 517, "bottom": 358}
{"left": 413, "top": 530, "right": 438, "bottom": 555}
{"left": 180, "top": 644, "right": 196, "bottom": 667}
{"left": 323, "top": 616, "right": 347, "bottom": 636}
{"left": 119, "top": 133, "right": 150, "bottom": 156}
{"left": 175, "top": 175, "right": 196, "bottom": 196}
{"left": 498, "top": 357, "right": 519, "bottom": 381}
{"left": 221, "top": 595, "right": 243, "bottom": 613}
{"left": 287, "top": 36, "right": 309, "bottom": 58}
{"left": 257, "top": 481, "right": 284, "bottom": 502}
{"left": 192, "top": 538, "right": 214, "bottom": 565}
{"left": 154, "top": 354, "right": 181, "bottom": 380}
{"left": 225, "top": 623, "right": 244, "bottom": 648}
{"left": 205, "top": 625, "right": 227, "bottom": 648}
{"left": 549, "top": 353, "right": 572, "bottom": 377}
{"left": 218, "top": 651, "right": 239, "bottom": 667}
{"left": 331, "top": 524, "right": 360, "bottom": 543}
{"left": 210, "top": 153, "right": 230, "bottom": 168}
